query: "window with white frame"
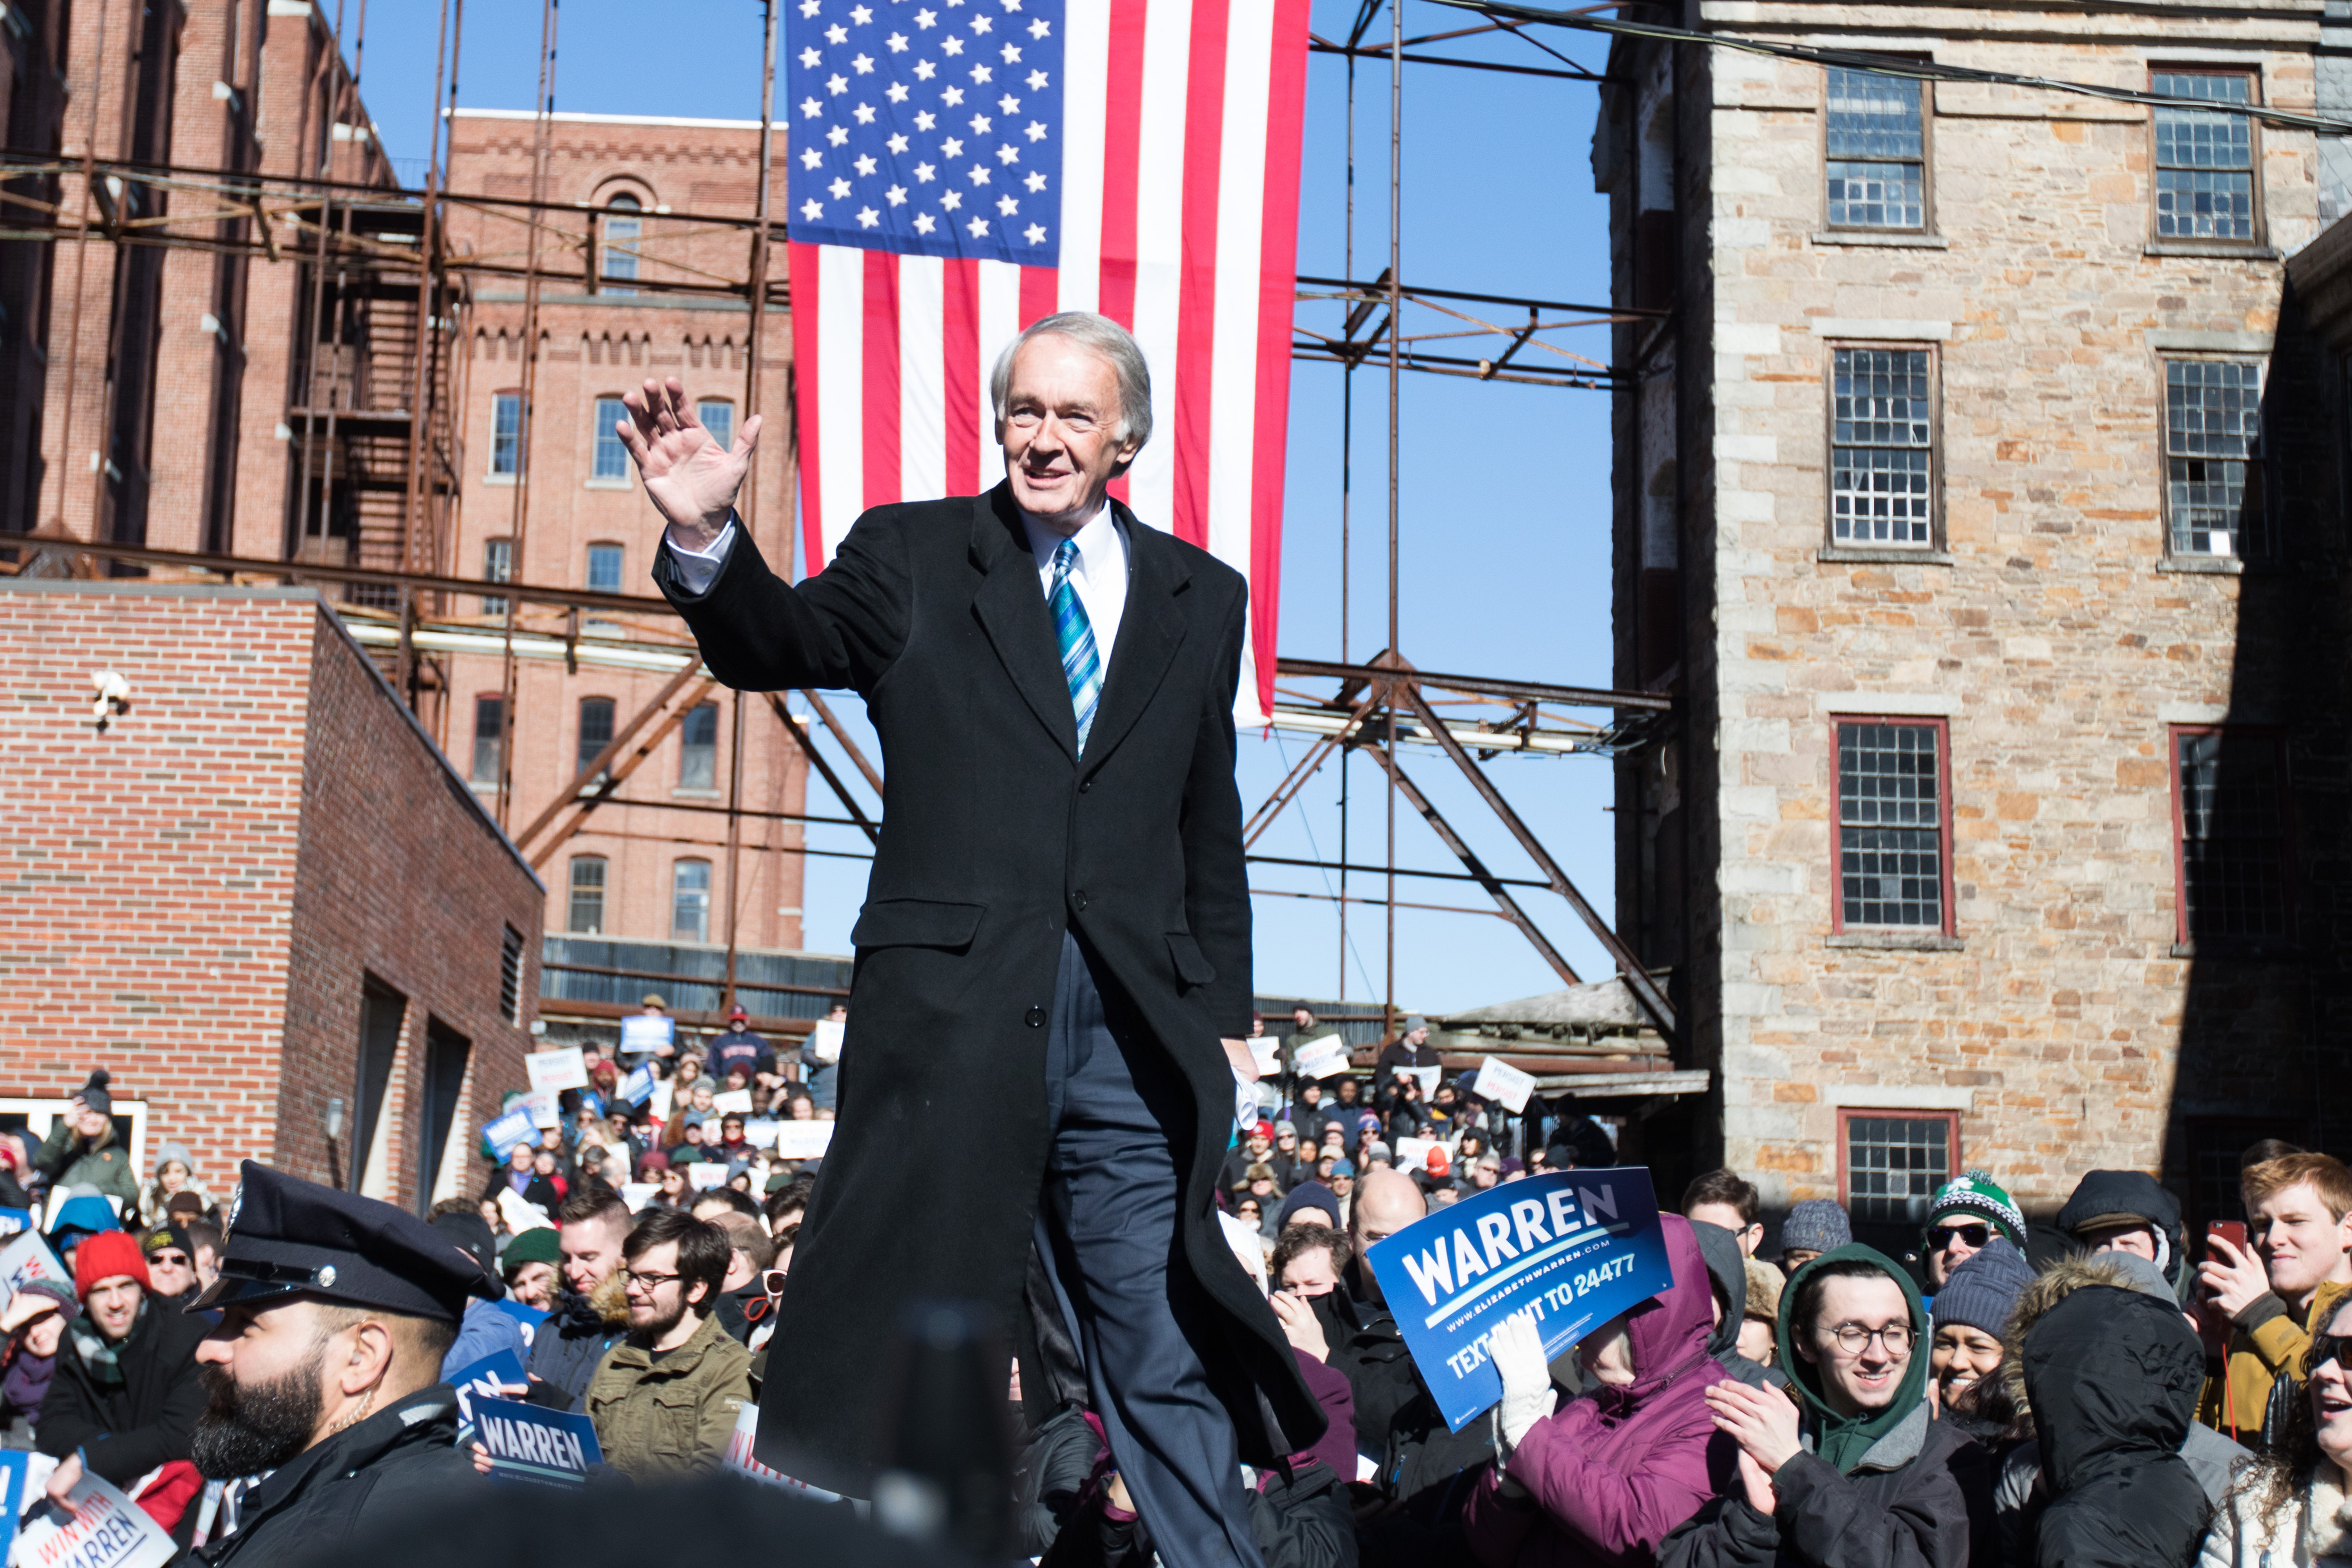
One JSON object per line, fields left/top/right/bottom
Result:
{"left": 491, "top": 392, "right": 522, "bottom": 476}
{"left": 2164, "top": 358, "right": 2266, "bottom": 557}
{"left": 1831, "top": 346, "right": 1935, "bottom": 547}
{"left": 698, "top": 399, "right": 734, "bottom": 451}
{"left": 672, "top": 859, "right": 712, "bottom": 942}
{"left": 592, "top": 398, "right": 630, "bottom": 481}
{"left": 603, "top": 196, "right": 641, "bottom": 293}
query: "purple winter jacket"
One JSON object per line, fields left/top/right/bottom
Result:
{"left": 1464, "top": 1213, "right": 1742, "bottom": 1568}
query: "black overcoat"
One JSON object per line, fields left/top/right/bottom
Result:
{"left": 653, "top": 482, "right": 1324, "bottom": 1491}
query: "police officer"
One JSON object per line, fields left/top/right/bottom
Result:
{"left": 187, "top": 1161, "right": 498, "bottom": 1567}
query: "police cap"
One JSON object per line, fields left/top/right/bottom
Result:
{"left": 188, "top": 1160, "right": 497, "bottom": 1322}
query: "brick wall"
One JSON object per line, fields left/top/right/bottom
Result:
{"left": 0, "top": 580, "right": 543, "bottom": 1206}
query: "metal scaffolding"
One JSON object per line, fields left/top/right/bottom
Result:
{"left": 0, "top": 0, "right": 1681, "bottom": 1057}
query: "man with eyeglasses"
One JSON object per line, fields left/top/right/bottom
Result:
{"left": 580, "top": 1209, "right": 753, "bottom": 1481}
{"left": 1679, "top": 1245, "right": 1987, "bottom": 1568}
{"left": 1916, "top": 1170, "right": 2026, "bottom": 1301}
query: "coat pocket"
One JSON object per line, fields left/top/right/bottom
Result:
{"left": 851, "top": 897, "right": 986, "bottom": 950}
{"left": 1166, "top": 931, "right": 1216, "bottom": 988}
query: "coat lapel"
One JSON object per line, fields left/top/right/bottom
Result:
{"left": 969, "top": 485, "right": 1080, "bottom": 761}
{"left": 1080, "top": 501, "right": 1189, "bottom": 772}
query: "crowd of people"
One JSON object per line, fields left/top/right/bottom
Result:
{"left": 7, "top": 1024, "right": 2351, "bottom": 1568}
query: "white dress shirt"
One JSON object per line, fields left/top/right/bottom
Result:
{"left": 1021, "top": 502, "right": 1128, "bottom": 668}
{"left": 662, "top": 503, "right": 1130, "bottom": 666}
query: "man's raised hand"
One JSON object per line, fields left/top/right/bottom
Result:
{"left": 616, "top": 376, "right": 763, "bottom": 552}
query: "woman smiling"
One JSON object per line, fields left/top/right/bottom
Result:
{"left": 2203, "top": 1295, "right": 2352, "bottom": 1568}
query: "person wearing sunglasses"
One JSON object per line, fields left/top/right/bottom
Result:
{"left": 2205, "top": 1297, "right": 2352, "bottom": 1568}
{"left": 1916, "top": 1171, "right": 2026, "bottom": 1300}
{"left": 1665, "top": 1245, "right": 1992, "bottom": 1568}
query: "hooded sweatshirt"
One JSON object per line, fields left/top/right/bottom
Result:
{"left": 1462, "top": 1214, "right": 1739, "bottom": 1568}
{"left": 1688, "top": 1219, "right": 1783, "bottom": 1392}
{"left": 2018, "top": 1284, "right": 2211, "bottom": 1568}
{"left": 1658, "top": 1244, "right": 1994, "bottom": 1568}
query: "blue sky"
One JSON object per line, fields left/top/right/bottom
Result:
{"left": 354, "top": 0, "right": 1622, "bottom": 1014}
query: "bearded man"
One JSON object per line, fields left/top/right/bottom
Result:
{"left": 185, "top": 1163, "right": 497, "bottom": 1568}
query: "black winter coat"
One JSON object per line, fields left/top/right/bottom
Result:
{"left": 1040, "top": 1461, "right": 1359, "bottom": 1568}
{"left": 2017, "top": 1285, "right": 2211, "bottom": 1568}
{"left": 35, "top": 1298, "right": 207, "bottom": 1485}
{"left": 1658, "top": 1403, "right": 1993, "bottom": 1568}
{"left": 1326, "top": 1274, "right": 1496, "bottom": 1568}
{"left": 657, "top": 485, "right": 1320, "bottom": 1490}
{"left": 194, "top": 1384, "right": 486, "bottom": 1568}
{"left": 524, "top": 1291, "right": 627, "bottom": 1412}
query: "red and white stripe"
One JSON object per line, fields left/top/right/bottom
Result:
{"left": 789, "top": 0, "right": 1310, "bottom": 723}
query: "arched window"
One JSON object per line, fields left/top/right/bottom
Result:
{"left": 679, "top": 701, "right": 718, "bottom": 790}
{"left": 672, "top": 859, "right": 712, "bottom": 943}
{"left": 577, "top": 696, "right": 616, "bottom": 774}
{"left": 568, "top": 856, "right": 607, "bottom": 934}
{"left": 603, "top": 196, "right": 641, "bottom": 294}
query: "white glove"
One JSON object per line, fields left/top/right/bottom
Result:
{"left": 1486, "top": 1309, "right": 1558, "bottom": 1460}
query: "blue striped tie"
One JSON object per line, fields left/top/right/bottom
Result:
{"left": 1049, "top": 538, "right": 1103, "bottom": 752}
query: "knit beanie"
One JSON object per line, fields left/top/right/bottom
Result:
{"left": 1929, "top": 1237, "right": 2035, "bottom": 1337}
{"left": 73, "top": 1230, "right": 150, "bottom": 1297}
{"left": 500, "top": 1226, "right": 563, "bottom": 1270}
{"left": 17, "top": 1278, "right": 79, "bottom": 1318}
{"left": 1781, "top": 1199, "right": 1853, "bottom": 1255}
{"left": 1924, "top": 1170, "right": 2026, "bottom": 1248}
{"left": 77, "top": 1069, "right": 112, "bottom": 1118}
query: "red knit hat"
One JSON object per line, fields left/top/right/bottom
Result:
{"left": 1424, "top": 1145, "right": 1451, "bottom": 1177}
{"left": 73, "top": 1230, "right": 150, "bottom": 1298}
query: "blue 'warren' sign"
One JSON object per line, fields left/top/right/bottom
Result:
{"left": 472, "top": 1394, "right": 602, "bottom": 1486}
{"left": 1364, "top": 1167, "right": 1673, "bottom": 1432}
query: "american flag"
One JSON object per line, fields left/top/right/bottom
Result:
{"left": 785, "top": 0, "right": 1310, "bottom": 721}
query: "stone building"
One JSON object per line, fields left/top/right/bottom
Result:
{"left": 0, "top": 577, "right": 544, "bottom": 1208}
{"left": 1598, "top": 0, "right": 2352, "bottom": 1244}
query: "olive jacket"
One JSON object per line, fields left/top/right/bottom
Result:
{"left": 582, "top": 1311, "right": 754, "bottom": 1482}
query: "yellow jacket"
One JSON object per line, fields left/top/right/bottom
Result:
{"left": 2199, "top": 1277, "right": 2352, "bottom": 1439}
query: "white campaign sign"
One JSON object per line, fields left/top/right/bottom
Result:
{"left": 773, "top": 1122, "right": 835, "bottom": 1161}
{"left": 1471, "top": 1056, "right": 1538, "bottom": 1115}
{"left": 711, "top": 1089, "right": 755, "bottom": 1115}
{"left": 0, "top": 1232, "right": 71, "bottom": 1311}
{"left": 620, "top": 1183, "right": 660, "bottom": 1212}
{"left": 525, "top": 1047, "right": 589, "bottom": 1092}
{"left": 686, "top": 1162, "right": 732, "bottom": 1190}
{"left": 620, "top": 1015, "right": 675, "bottom": 1056}
{"left": 10, "top": 1469, "right": 177, "bottom": 1568}
{"left": 1293, "top": 1037, "right": 1349, "bottom": 1081}
{"left": 809, "top": 1018, "right": 845, "bottom": 1064}
{"left": 1393, "top": 1136, "right": 1439, "bottom": 1173}
{"left": 1408, "top": 1064, "right": 1442, "bottom": 1100}
{"left": 742, "top": 1119, "right": 782, "bottom": 1149}
{"left": 519, "top": 1091, "right": 561, "bottom": 1129}
{"left": 496, "top": 1188, "right": 552, "bottom": 1234}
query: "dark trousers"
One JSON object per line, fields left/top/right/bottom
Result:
{"left": 1035, "top": 931, "right": 1265, "bottom": 1568}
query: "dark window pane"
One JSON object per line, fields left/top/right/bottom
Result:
{"left": 2165, "top": 361, "right": 2265, "bottom": 556}
{"left": 2152, "top": 75, "right": 2254, "bottom": 240}
{"left": 1847, "top": 1116, "right": 1952, "bottom": 1223}
{"left": 481, "top": 537, "right": 512, "bottom": 616}
{"left": 587, "top": 542, "right": 624, "bottom": 593}
{"left": 470, "top": 695, "right": 504, "bottom": 784}
{"left": 2179, "top": 732, "right": 2290, "bottom": 940}
{"left": 1832, "top": 348, "right": 1935, "bottom": 546}
{"left": 578, "top": 698, "right": 616, "bottom": 773}
{"left": 1838, "top": 722, "right": 1944, "bottom": 927}
{"left": 492, "top": 394, "right": 522, "bottom": 476}
{"left": 681, "top": 701, "right": 719, "bottom": 790}
{"left": 672, "top": 859, "right": 711, "bottom": 942}
{"left": 1824, "top": 70, "right": 1924, "bottom": 230}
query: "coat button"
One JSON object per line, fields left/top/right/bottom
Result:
{"left": 1025, "top": 1005, "right": 1046, "bottom": 1028}
{"left": 1072, "top": 890, "right": 1090, "bottom": 911}
{"left": 1079, "top": 779, "right": 1092, "bottom": 792}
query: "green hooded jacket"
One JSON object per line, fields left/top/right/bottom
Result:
{"left": 1776, "top": 1242, "right": 1930, "bottom": 1474}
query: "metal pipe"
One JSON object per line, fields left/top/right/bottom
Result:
{"left": 47, "top": 0, "right": 113, "bottom": 535}
{"left": 1384, "top": 0, "right": 1401, "bottom": 1041}
{"left": 495, "top": 0, "right": 559, "bottom": 830}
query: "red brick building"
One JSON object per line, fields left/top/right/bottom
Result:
{"left": 0, "top": 578, "right": 544, "bottom": 1208}
{"left": 0, "top": 0, "right": 820, "bottom": 1008}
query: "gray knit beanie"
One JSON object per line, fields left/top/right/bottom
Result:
{"left": 1780, "top": 1199, "right": 1852, "bottom": 1256}
{"left": 1929, "top": 1237, "right": 2034, "bottom": 1337}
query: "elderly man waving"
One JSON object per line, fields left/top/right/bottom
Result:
{"left": 621, "top": 311, "right": 1315, "bottom": 1568}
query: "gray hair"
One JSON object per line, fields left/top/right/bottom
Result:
{"left": 989, "top": 311, "right": 1154, "bottom": 449}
